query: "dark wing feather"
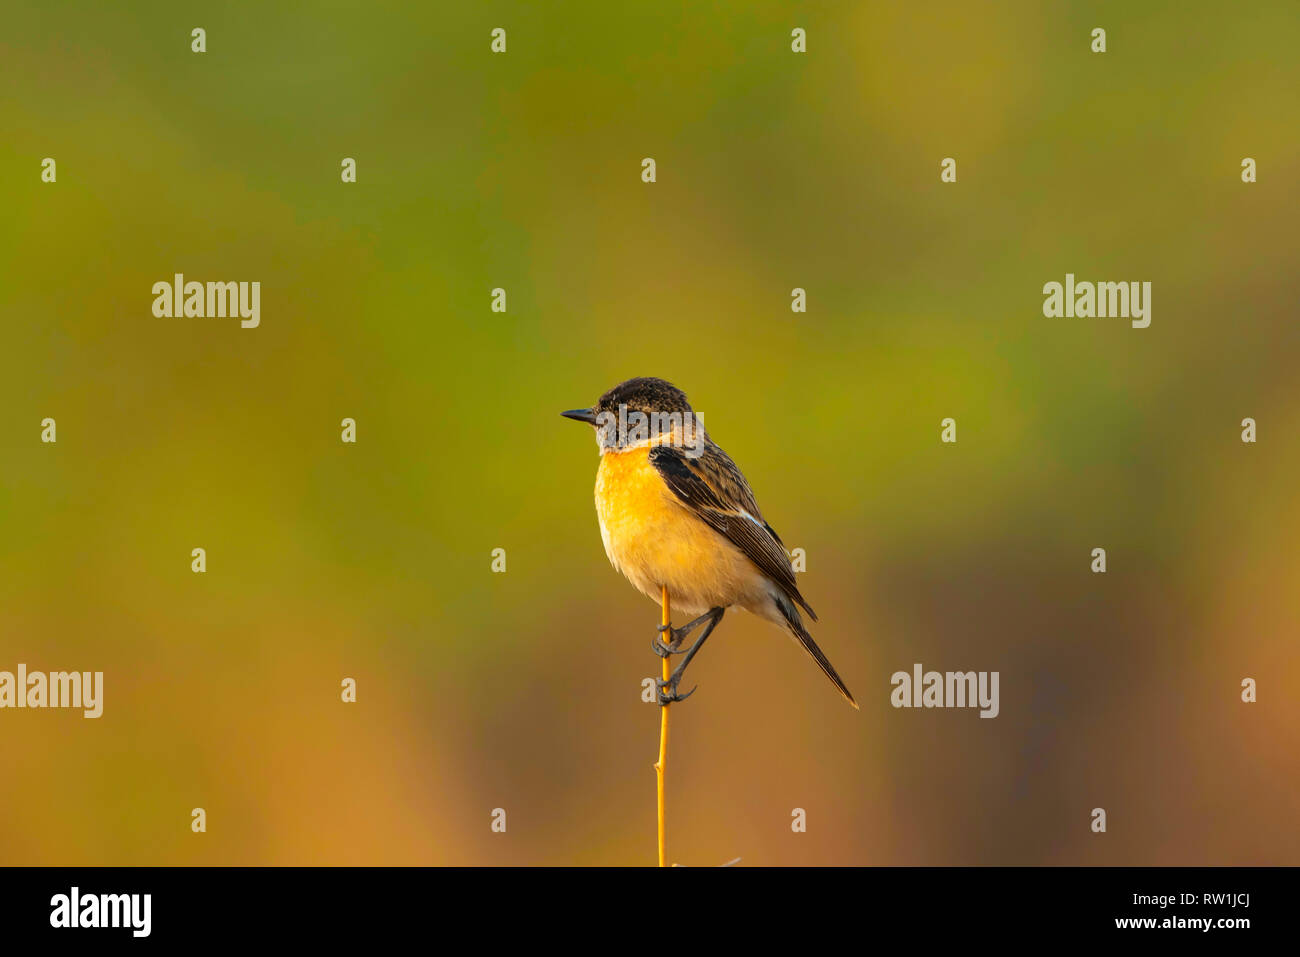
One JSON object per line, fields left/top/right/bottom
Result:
{"left": 648, "top": 443, "right": 817, "bottom": 620}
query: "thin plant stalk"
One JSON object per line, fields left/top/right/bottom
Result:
{"left": 655, "top": 584, "right": 671, "bottom": 867}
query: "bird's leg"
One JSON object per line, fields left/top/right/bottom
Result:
{"left": 656, "top": 607, "right": 725, "bottom": 705}
{"left": 651, "top": 608, "right": 721, "bottom": 658}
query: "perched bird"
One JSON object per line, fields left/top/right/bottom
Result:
{"left": 562, "top": 377, "right": 857, "bottom": 708}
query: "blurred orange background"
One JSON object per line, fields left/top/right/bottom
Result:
{"left": 1, "top": 1, "right": 1296, "bottom": 864}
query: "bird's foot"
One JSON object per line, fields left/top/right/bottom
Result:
{"left": 651, "top": 609, "right": 719, "bottom": 658}
{"left": 651, "top": 624, "right": 692, "bottom": 658}
{"left": 656, "top": 673, "right": 697, "bottom": 706}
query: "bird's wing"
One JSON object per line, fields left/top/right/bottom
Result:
{"left": 648, "top": 443, "right": 817, "bottom": 620}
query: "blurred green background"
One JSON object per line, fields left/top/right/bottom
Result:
{"left": 1, "top": 1, "right": 1297, "bottom": 865}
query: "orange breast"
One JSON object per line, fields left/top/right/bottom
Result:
{"left": 594, "top": 447, "right": 759, "bottom": 614}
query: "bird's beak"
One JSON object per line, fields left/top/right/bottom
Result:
{"left": 561, "top": 407, "right": 599, "bottom": 426}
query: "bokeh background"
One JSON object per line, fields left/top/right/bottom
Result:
{"left": 1, "top": 1, "right": 1297, "bottom": 865}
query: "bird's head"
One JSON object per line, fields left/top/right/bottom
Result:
{"left": 562, "top": 377, "right": 705, "bottom": 455}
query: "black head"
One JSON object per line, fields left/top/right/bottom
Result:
{"left": 561, "top": 377, "right": 693, "bottom": 425}
{"left": 596, "top": 377, "right": 693, "bottom": 418}
{"left": 561, "top": 378, "right": 704, "bottom": 454}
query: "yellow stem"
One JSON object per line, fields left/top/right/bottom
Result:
{"left": 655, "top": 584, "right": 671, "bottom": 867}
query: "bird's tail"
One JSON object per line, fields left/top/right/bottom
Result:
{"left": 773, "top": 594, "right": 858, "bottom": 709}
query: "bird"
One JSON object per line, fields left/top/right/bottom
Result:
{"left": 562, "top": 376, "right": 857, "bottom": 709}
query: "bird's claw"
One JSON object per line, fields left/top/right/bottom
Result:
{"left": 651, "top": 627, "right": 689, "bottom": 658}
{"left": 656, "top": 676, "right": 697, "bottom": 706}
